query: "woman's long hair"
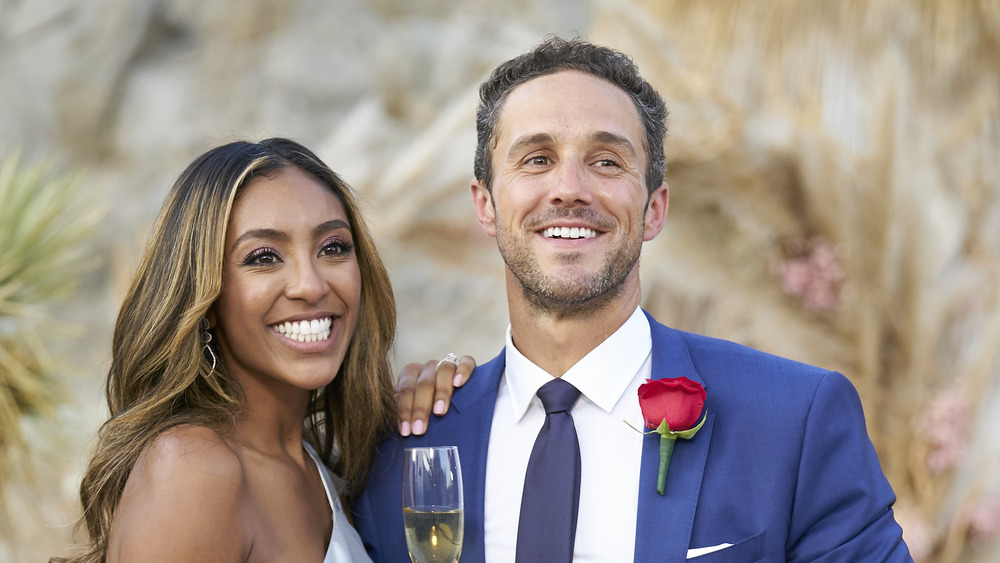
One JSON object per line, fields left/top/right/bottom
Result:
{"left": 56, "top": 138, "right": 396, "bottom": 562}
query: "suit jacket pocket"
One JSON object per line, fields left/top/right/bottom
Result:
{"left": 687, "top": 531, "right": 764, "bottom": 562}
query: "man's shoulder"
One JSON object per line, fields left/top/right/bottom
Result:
{"left": 645, "top": 313, "right": 849, "bottom": 413}
{"left": 450, "top": 348, "right": 506, "bottom": 406}
{"left": 647, "top": 313, "right": 831, "bottom": 378}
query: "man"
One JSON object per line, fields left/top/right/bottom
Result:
{"left": 354, "top": 37, "right": 911, "bottom": 562}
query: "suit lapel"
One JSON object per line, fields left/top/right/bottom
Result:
{"left": 449, "top": 350, "right": 506, "bottom": 562}
{"left": 634, "top": 313, "right": 714, "bottom": 562}
{"left": 460, "top": 316, "right": 714, "bottom": 561}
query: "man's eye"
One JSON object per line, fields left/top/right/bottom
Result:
{"left": 526, "top": 156, "right": 550, "bottom": 166}
{"left": 596, "top": 159, "right": 621, "bottom": 168}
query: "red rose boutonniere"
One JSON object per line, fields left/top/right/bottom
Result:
{"left": 633, "top": 377, "right": 707, "bottom": 495}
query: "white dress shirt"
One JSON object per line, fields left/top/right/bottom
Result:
{"left": 484, "top": 306, "right": 652, "bottom": 562}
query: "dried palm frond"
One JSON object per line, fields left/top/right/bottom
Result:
{"left": 588, "top": 1, "right": 1000, "bottom": 560}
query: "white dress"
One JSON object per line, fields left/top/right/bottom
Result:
{"left": 303, "top": 441, "right": 374, "bottom": 563}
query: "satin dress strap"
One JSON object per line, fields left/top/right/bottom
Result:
{"left": 303, "top": 441, "right": 373, "bottom": 563}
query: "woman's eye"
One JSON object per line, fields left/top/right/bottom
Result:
{"left": 320, "top": 239, "right": 354, "bottom": 257}
{"left": 243, "top": 248, "right": 280, "bottom": 265}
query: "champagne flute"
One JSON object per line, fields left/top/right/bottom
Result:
{"left": 402, "top": 446, "right": 464, "bottom": 563}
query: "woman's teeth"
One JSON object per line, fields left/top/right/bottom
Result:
{"left": 543, "top": 227, "right": 597, "bottom": 239}
{"left": 272, "top": 317, "right": 333, "bottom": 342}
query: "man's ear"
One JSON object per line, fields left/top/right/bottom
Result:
{"left": 643, "top": 182, "right": 669, "bottom": 241}
{"left": 471, "top": 178, "right": 497, "bottom": 238}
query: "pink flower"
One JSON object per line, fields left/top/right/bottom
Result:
{"left": 772, "top": 237, "right": 844, "bottom": 311}
{"left": 919, "top": 385, "right": 970, "bottom": 474}
{"left": 966, "top": 496, "right": 1000, "bottom": 538}
{"left": 894, "top": 507, "right": 934, "bottom": 561}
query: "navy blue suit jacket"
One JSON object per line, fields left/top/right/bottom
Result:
{"left": 354, "top": 312, "right": 911, "bottom": 561}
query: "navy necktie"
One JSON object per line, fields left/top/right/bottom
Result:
{"left": 515, "top": 378, "right": 582, "bottom": 563}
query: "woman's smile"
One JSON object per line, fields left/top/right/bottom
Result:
{"left": 270, "top": 316, "right": 334, "bottom": 343}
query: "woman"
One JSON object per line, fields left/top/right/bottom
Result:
{"left": 55, "top": 138, "right": 469, "bottom": 562}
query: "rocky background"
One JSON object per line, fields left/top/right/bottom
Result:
{"left": 1, "top": 0, "right": 999, "bottom": 561}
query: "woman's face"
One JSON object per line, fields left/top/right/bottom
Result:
{"left": 209, "top": 166, "right": 362, "bottom": 400}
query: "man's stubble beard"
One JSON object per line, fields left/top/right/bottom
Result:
{"left": 495, "top": 219, "right": 643, "bottom": 318}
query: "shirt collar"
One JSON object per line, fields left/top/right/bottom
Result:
{"left": 503, "top": 306, "right": 652, "bottom": 421}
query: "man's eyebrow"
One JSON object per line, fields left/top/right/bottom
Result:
{"left": 507, "top": 133, "right": 555, "bottom": 158}
{"left": 506, "top": 131, "right": 638, "bottom": 159}
{"left": 591, "top": 131, "right": 637, "bottom": 157}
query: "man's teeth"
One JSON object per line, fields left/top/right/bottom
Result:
{"left": 272, "top": 317, "right": 333, "bottom": 343}
{"left": 543, "top": 227, "right": 597, "bottom": 239}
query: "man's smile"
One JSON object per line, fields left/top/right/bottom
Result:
{"left": 541, "top": 227, "right": 598, "bottom": 239}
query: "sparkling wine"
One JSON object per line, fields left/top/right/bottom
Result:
{"left": 403, "top": 507, "right": 464, "bottom": 563}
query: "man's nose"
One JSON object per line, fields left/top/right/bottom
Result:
{"left": 548, "top": 162, "right": 595, "bottom": 207}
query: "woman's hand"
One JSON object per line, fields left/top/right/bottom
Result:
{"left": 395, "top": 354, "right": 475, "bottom": 436}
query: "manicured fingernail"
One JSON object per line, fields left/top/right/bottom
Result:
{"left": 453, "top": 374, "right": 464, "bottom": 387}
{"left": 413, "top": 419, "right": 425, "bottom": 435}
{"left": 434, "top": 400, "right": 446, "bottom": 415}
{"left": 400, "top": 421, "right": 410, "bottom": 436}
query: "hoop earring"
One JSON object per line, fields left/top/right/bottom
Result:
{"left": 201, "top": 317, "right": 217, "bottom": 378}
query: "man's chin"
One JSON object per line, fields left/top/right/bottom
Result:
{"left": 521, "top": 278, "right": 625, "bottom": 317}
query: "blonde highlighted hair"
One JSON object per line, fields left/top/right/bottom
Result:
{"left": 56, "top": 138, "right": 396, "bottom": 562}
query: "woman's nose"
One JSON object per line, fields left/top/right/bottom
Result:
{"left": 286, "top": 260, "right": 329, "bottom": 303}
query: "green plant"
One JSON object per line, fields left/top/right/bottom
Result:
{"left": 0, "top": 150, "right": 99, "bottom": 505}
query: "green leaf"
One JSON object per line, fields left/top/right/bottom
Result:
{"left": 0, "top": 149, "right": 100, "bottom": 507}
{"left": 671, "top": 412, "right": 708, "bottom": 440}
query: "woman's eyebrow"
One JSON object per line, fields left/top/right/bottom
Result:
{"left": 230, "top": 219, "right": 351, "bottom": 252}
{"left": 312, "top": 219, "right": 351, "bottom": 239}
{"left": 230, "top": 228, "right": 287, "bottom": 253}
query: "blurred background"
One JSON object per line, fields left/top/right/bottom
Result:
{"left": 1, "top": 0, "right": 998, "bottom": 561}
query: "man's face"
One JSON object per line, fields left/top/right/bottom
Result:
{"left": 472, "top": 70, "right": 668, "bottom": 316}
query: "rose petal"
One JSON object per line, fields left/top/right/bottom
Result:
{"left": 637, "top": 377, "right": 706, "bottom": 430}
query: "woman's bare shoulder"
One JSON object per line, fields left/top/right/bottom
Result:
{"left": 108, "top": 424, "right": 250, "bottom": 562}
{"left": 139, "top": 424, "right": 243, "bottom": 481}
